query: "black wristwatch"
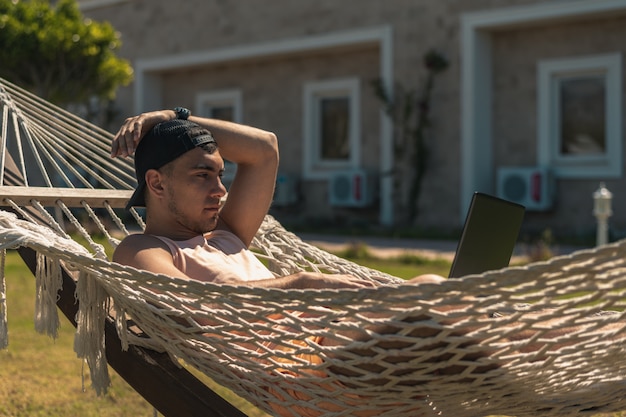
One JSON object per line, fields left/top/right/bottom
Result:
{"left": 173, "top": 106, "right": 190, "bottom": 120}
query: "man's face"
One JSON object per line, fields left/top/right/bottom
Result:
{"left": 160, "top": 148, "right": 227, "bottom": 235}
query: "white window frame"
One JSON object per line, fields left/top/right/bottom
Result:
{"left": 537, "top": 53, "right": 622, "bottom": 178}
{"left": 195, "top": 89, "right": 243, "bottom": 184}
{"left": 195, "top": 89, "right": 243, "bottom": 123}
{"left": 303, "top": 78, "right": 361, "bottom": 179}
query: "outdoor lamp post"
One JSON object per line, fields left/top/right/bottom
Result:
{"left": 593, "top": 182, "right": 612, "bottom": 246}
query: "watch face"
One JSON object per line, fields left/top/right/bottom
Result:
{"left": 175, "top": 107, "right": 190, "bottom": 120}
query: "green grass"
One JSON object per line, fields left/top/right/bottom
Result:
{"left": 333, "top": 242, "right": 452, "bottom": 278}
{"left": 0, "top": 247, "right": 624, "bottom": 417}
{"left": 0, "top": 250, "right": 269, "bottom": 417}
{"left": 0, "top": 251, "right": 154, "bottom": 417}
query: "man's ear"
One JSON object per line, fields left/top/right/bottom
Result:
{"left": 145, "top": 169, "right": 166, "bottom": 199}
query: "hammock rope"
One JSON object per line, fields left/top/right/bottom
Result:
{"left": 0, "top": 248, "right": 6, "bottom": 350}
{"left": 1, "top": 76, "right": 626, "bottom": 416}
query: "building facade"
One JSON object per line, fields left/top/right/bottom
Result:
{"left": 79, "top": 0, "right": 626, "bottom": 239}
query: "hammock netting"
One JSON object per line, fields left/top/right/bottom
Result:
{"left": 1, "top": 77, "right": 626, "bottom": 417}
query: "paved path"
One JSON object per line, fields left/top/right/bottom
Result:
{"left": 300, "top": 233, "right": 589, "bottom": 263}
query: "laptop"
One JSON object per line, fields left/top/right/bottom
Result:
{"left": 448, "top": 192, "right": 525, "bottom": 278}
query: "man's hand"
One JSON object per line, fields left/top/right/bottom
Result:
{"left": 111, "top": 110, "right": 175, "bottom": 157}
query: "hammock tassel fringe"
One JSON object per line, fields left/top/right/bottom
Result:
{"left": 73, "top": 270, "right": 110, "bottom": 395}
{"left": 0, "top": 249, "right": 7, "bottom": 350}
{"left": 34, "top": 252, "right": 62, "bottom": 338}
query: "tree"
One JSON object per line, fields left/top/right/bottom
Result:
{"left": 0, "top": 0, "right": 133, "bottom": 106}
{"left": 373, "top": 49, "right": 448, "bottom": 225}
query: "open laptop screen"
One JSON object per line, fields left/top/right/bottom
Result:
{"left": 448, "top": 192, "right": 525, "bottom": 278}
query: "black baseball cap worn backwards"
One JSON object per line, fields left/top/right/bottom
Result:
{"left": 126, "top": 119, "right": 217, "bottom": 210}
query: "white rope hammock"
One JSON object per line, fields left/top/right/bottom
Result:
{"left": 1, "top": 77, "right": 626, "bottom": 417}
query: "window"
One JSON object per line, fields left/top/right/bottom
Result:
{"left": 303, "top": 78, "right": 360, "bottom": 179}
{"left": 196, "top": 90, "right": 242, "bottom": 123}
{"left": 538, "top": 53, "right": 622, "bottom": 178}
{"left": 195, "top": 90, "right": 243, "bottom": 184}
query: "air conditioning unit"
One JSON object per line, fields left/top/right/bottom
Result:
{"left": 329, "top": 170, "right": 377, "bottom": 207}
{"left": 273, "top": 174, "right": 298, "bottom": 206}
{"left": 497, "top": 166, "right": 555, "bottom": 211}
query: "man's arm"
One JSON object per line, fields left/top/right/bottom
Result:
{"left": 111, "top": 110, "right": 278, "bottom": 247}
{"left": 113, "top": 235, "right": 376, "bottom": 290}
{"left": 187, "top": 116, "right": 278, "bottom": 247}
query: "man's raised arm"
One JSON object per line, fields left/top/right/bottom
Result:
{"left": 188, "top": 116, "right": 278, "bottom": 247}
{"left": 111, "top": 109, "right": 278, "bottom": 247}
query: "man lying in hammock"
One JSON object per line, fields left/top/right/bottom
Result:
{"left": 111, "top": 109, "right": 443, "bottom": 289}
{"left": 110, "top": 109, "right": 461, "bottom": 415}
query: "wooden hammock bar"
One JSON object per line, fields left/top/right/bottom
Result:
{"left": 0, "top": 186, "right": 132, "bottom": 208}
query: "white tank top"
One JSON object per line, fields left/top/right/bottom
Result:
{"left": 151, "top": 230, "right": 275, "bottom": 284}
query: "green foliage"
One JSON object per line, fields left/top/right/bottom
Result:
{"left": 0, "top": 0, "right": 133, "bottom": 105}
{"left": 372, "top": 49, "right": 449, "bottom": 225}
{"left": 525, "top": 228, "right": 556, "bottom": 262}
{"left": 337, "top": 241, "right": 374, "bottom": 260}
